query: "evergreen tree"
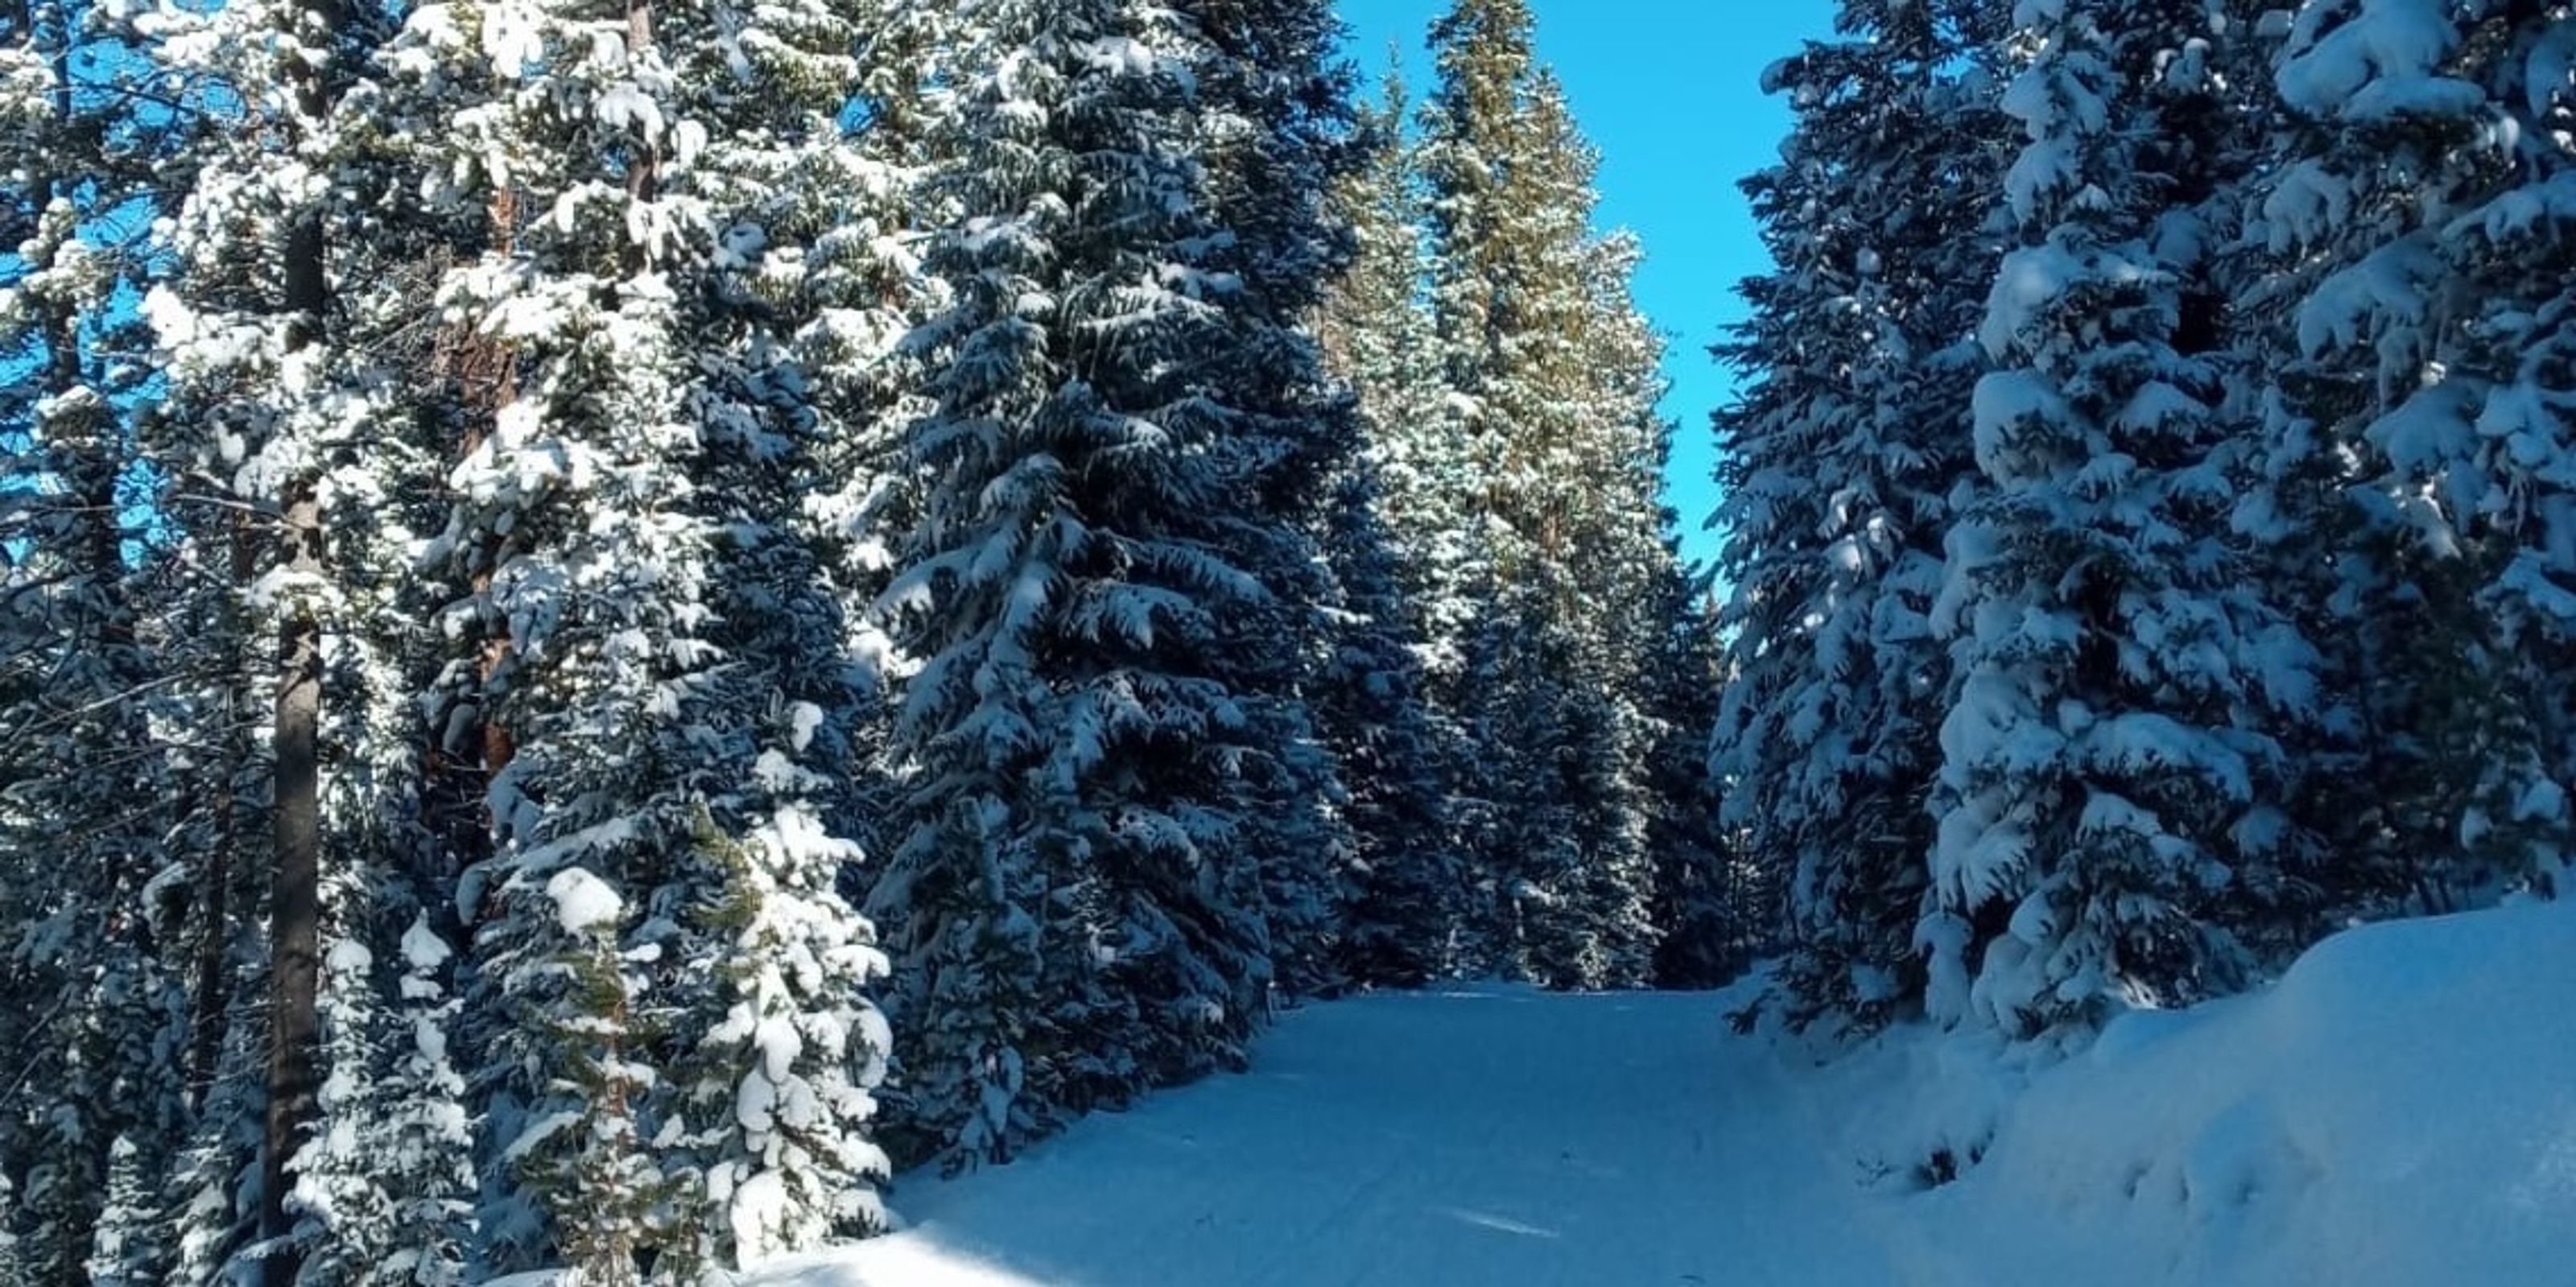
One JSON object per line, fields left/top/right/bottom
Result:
{"left": 1319, "top": 64, "right": 1484, "bottom": 683}
{"left": 138, "top": 0, "right": 431, "bottom": 1267}
{"left": 395, "top": 0, "right": 898, "bottom": 1266}
{"left": 1419, "top": 2, "right": 1675, "bottom": 987}
{"left": 491, "top": 868, "right": 667, "bottom": 1285}
{"left": 0, "top": 1174, "right": 19, "bottom": 1283}
{"left": 384, "top": 919, "right": 479, "bottom": 1286}
{"left": 653, "top": 0, "right": 907, "bottom": 1259}
{"left": 1183, "top": 0, "right": 1368, "bottom": 1003}
{"left": 384, "top": 0, "right": 717, "bottom": 1259}
{"left": 0, "top": 0, "right": 198, "bottom": 1274}
{"left": 285, "top": 936, "right": 398, "bottom": 1287}
{"left": 1923, "top": 0, "right": 2325, "bottom": 1033}
{"left": 1644, "top": 583, "right": 1738, "bottom": 990}
{"left": 1710, "top": 0, "right": 2010, "bottom": 1029}
{"left": 1312, "top": 66, "right": 1472, "bottom": 986}
{"left": 2250, "top": 0, "right": 2576, "bottom": 905}
{"left": 877, "top": 0, "right": 1356, "bottom": 1166}
{"left": 84, "top": 1136, "right": 160, "bottom": 1285}
{"left": 675, "top": 814, "right": 892, "bottom": 1263}
{"left": 1312, "top": 461, "right": 1462, "bottom": 988}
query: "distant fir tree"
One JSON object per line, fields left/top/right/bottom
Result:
{"left": 1317, "top": 63, "right": 1480, "bottom": 679}
{"left": 1419, "top": 0, "right": 1678, "bottom": 987}
{"left": 1311, "top": 65, "right": 1472, "bottom": 986}
{"left": 1644, "top": 582, "right": 1739, "bottom": 991}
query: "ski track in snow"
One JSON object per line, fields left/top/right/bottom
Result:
{"left": 757, "top": 984, "right": 1900, "bottom": 1287}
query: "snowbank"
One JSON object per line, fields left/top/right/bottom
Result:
{"left": 1838, "top": 898, "right": 2576, "bottom": 1285}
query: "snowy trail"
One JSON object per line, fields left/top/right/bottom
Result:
{"left": 754, "top": 985, "right": 1897, "bottom": 1287}
{"left": 748, "top": 903, "right": 2576, "bottom": 1286}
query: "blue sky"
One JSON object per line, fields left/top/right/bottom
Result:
{"left": 1332, "top": 0, "right": 1838, "bottom": 567}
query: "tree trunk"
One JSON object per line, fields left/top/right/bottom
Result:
{"left": 627, "top": 0, "right": 658, "bottom": 204}
{"left": 191, "top": 521, "right": 258, "bottom": 1106}
{"left": 259, "top": 0, "right": 342, "bottom": 1274}
{"left": 261, "top": 493, "right": 321, "bottom": 1286}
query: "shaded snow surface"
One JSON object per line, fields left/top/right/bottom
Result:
{"left": 755, "top": 984, "right": 1889, "bottom": 1286}
{"left": 1846, "top": 897, "right": 2576, "bottom": 1286}
{"left": 750, "top": 899, "right": 2576, "bottom": 1286}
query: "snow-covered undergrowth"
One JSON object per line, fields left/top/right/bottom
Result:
{"left": 729, "top": 900, "right": 2574, "bottom": 1287}
{"left": 1835, "top": 897, "right": 2576, "bottom": 1285}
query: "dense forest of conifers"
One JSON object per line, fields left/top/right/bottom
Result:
{"left": 1, "top": 0, "right": 2569, "bottom": 1282}
{"left": 1, "top": 0, "right": 1728, "bottom": 1279}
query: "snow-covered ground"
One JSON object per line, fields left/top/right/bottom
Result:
{"left": 1843, "top": 897, "right": 2576, "bottom": 1286}
{"left": 753, "top": 898, "right": 2576, "bottom": 1286}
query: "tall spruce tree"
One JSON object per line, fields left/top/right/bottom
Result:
{"left": 1183, "top": 0, "right": 1368, "bottom": 1002}
{"left": 1711, "top": 0, "right": 2011, "bottom": 1030}
{"left": 397, "top": 0, "right": 898, "bottom": 1268}
{"left": 1419, "top": 1, "right": 1677, "bottom": 987}
{"left": 140, "top": 0, "right": 431, "bottom": 1271}
{"left": 1319, "top": 64, "right": 1480, "bottom": 679}
{"left": 874, "top": 0, "right": 1348, "bottom": 1168}
{"left": 2249, "top": 0, "right": 2576, "bottom": 908}
{"left": 1311, "top": 65, "right": 1475, "bottom": 987}
{"left": 1922, "top": 0, "right": 2326, "bottom": 1034}
{"left": 401, "top": 0, "right": 717, "bottom": 1259}
{"left": 0, "top": 0, "right": 198, "bottom": 1276}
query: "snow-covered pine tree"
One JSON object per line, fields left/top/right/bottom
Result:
{"left": 283, "top": 935, "right": 396, "bottom": 1287}
{"left": 266, "top": 64, "right": 501, "bottom": 1278}
{"left": 1311, "top": 64, "right": 1473, "bottom": 986}
{"left": 164, "top": 1018, "right": 272, "bottom": 1284}
{"left": 138, "top": 0, "right": 450, "bottom": 1272}
{"left": 0, "top": 1, "right": 209, "bottom": 1277}
{"left": 1558, "top": 225, "right": 1697, "bottom": 988}
{"left": 791, "top": 0, "right": 948, "bottom": 873}
{"left": 1179, "top": 0, "right": 1375, "bottom": 1001}
{"left": 378, "top": 919, "right": 478, "bottom": 1286}
{"left": 2250, "top": 0, "right": 2575, "bottom": 906}
{"left": 279, "top": 818, "right": 472, "bottom": 1286}
{"left": 1923, "top": 0, "right": 2326, "bottom": 1034}
{"left": 673, "top": 810, "right": 891, "bottom": 1264}
{"left": 83, "top": 1136, "right": 161, "bottom": 1285}
{"left": 643, "top": 0, "right": 912, "bottom": 1263}
{"left": 877, "top": 0, "right": 1340, "bottom": 1165}
{"left": 1410, "top": 10, "right": 1534, "bottom": 975}
{"left": 1419, "top": 2, "right": 1671, "bottom": 987}
{"left": 1644, "top": 583, "right": 1738, "bottom": 990}
{"left": 282, "top": 917, "right": 475, "bottom": 1287}
{"left": 492, "top": 868, "right": 667, "bottom": 1285}
{"left": 0, "top": 1174, "right": 19, "bottom": 1283}
{"left": 1710, "top": 0, "right": 2012, "bottom": 1030}
{"left": 1320, "top": 62, "right": 1484, "bottom": 687}
{"left": 1311, "top": 458, "right": 1462, "bottom": 988}
{"left": 402, "top": 0, "right": 733, "bottom": 1268}
{"left": 395, "top": 0, "right": 902, "bottom": 1268}
{"left": 1416, "top": 0, "right": 1547, "bottom": 794}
